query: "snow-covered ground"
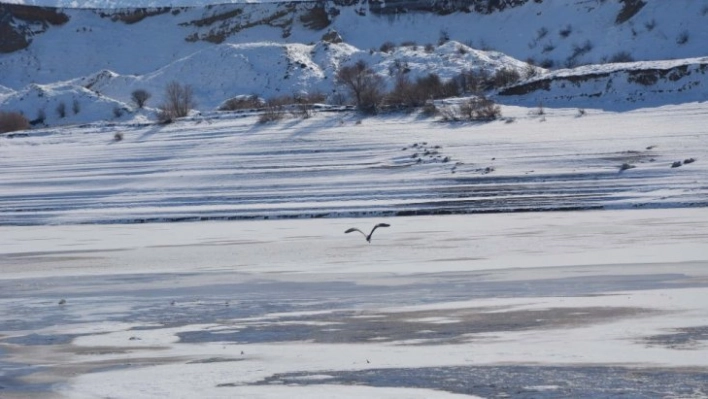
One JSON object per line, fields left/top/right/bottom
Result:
{"left": 1, "top": 103, "right": 706, "bottom": 225}
{"left": 1, "top": 102, "right": 707, "bottom": 397}
{"left": 1, "top": 209, "right": 707, "bottom": 398}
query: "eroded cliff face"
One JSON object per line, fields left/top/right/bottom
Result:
{"left": 1, "top": 0, "right": 651, "bottom": 53}
{"left": 499, "top": 59, "right": 708, "bottom": 109}
{"left": 0, "top": 3, "right": 69, "bottom": 52}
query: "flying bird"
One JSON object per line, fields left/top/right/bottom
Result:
{"left": 345, "top": 223, "right": 390, "bottom": 243}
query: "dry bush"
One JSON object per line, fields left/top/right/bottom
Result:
{"left": 386, "top": 73, "right": 459, "bottom": 110}
{"left": 258, "top": 99, "right": 286, "bottom": 123}
{"left": 0, "top": 111, "right": 30, "bottom": 133}
{"left": 379, "top": 41, "right": 396, "bottom": 53}
{"left": 292, "top": 91, "right": 326, "bottom": 118}
{"left": 492, "top": 68, "right": 521, "bottom": 89}
{"left": 458, "top": 96, "right": 501, "bottom": 121}
{"left": 158, "top": 81, "right": 196, "bottom": 122}
{"left": 336, "top": 60, "right": 385, "bottom": 114}
{"left": 421, "top": 101, "right": 438, "bottom": 117}
{"left": 609, "top": 51, "right": 634, "bottom": 63}
{"left": 219, "top": 95, "right": 263, "bottom": 111}
{"left": 56, "top": 102, "right": 66, "bottom": 118}
{"left": 131, "top": 89, "right": 151, "bottom": 108}
{"left": 454, "top": 69, "right": 491, "bottom": 94}
{"left": 676, "top": 31, "right": 689, "bottom": 45}
{"left": 72, "top": 99, "right": 81, "bottom": 114}
{"left": 559, "top": 25, "right": 573, "bottom": 38}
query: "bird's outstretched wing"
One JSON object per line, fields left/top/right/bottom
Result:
{"left": 345, "top": 228, "right": 367, "bottom": 237}
{"left": 369, "top": 223, "right": 390, "bottom": 236}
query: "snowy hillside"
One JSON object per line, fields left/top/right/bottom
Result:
{"left": 1, "top": 1, "right": 708, "bottom": 126}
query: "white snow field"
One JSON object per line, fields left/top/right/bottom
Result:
{"left": 1, "top": 102, "right": 707, "bottom": 398}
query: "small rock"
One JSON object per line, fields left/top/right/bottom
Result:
{"left": 671, "top": 161, "right": 683, "bottom": 168}
{"left": 683, "top": 158, "right": 696, "bottom": 164}
{"left": 129, "top": 336, "right": 141, "bottom": 341}
{"left": 619, "top": 163, "right": 635, "bottom": 171}
{"left": 58, "top": 299, "right": 66, "bottom": 305}
{"left": 646, "top": 145, "right": 656, "bottom": 150}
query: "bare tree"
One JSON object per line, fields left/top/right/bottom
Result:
{"left": 336, "top": 60, "right": 385, "bottom": 114}
{"left": 159, "top": 81, "right": 195, "bottom": 122}
{"left": 131, "top": 89, "right": 151, "bottom": 108}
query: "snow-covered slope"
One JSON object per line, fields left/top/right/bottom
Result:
{"left": 1, "top": 0, "right": 708, "bottom": 125}
{"left": 501, "top": 57, "right": 708, "bottom": 110}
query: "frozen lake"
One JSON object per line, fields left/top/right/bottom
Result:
{"left": 1, "top": 209, "right": 707, "bottom": 398}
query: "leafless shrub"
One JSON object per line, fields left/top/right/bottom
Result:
{"left": 438, "top": 97, "right": 501, "bottom": 122}
{"left": 0, "top": 111, "right": 30, "bottom": 134}
{"left": 258, "top": 98, "right": 286, "bottom": 123}
{"left": 529, "top": 102, "right": 545, "bottom": 116}
{"left": 158, "top": 81, "right": 196, "bottom": 121}
{"left": 458, "top": 96, "right": 501, "bottom": 121}
{"left": 559, "top": 25, "right": 572, "bottom": 38}
{"left": 113, "top": 106, "right": 124, "bottom": 118}
{"left": 336, "top": 60, "right": 385, "bottom": 114}
{"left": 56, "top": 102, "right": 66, "bottom": 118}
{"left": 424, "top": 43, "right": 435, "bottom": 53}
{"left": 421, "top": 101, "right": 438, "bottom": 117}
{"left": 219, "top": 95, "right": 263, "bottom": 111}
{"left": 131, "top": 89, "right": 151, "bottom": 108}
{"left": 400, "top": 40, "right": 417, "bottom": 49}
{"left": 566, "top": 40, "right": 594, "bottom": 67}
{"left": 644, "top": 19, "right": 656, "bottom": 31}
{"left": 542, "top": 43, "right": 555, "bottom": 53}
{"left": 492, "top": 68, "right": 521, "bottom": 89}
{"left": 437, "top": 104, "right": 460, "bottom": 122}
{"left": 72, "top": 99, "right": 80, "bottom": 114}
{"left": 540, "top": 58, "right": 555, "bottom": 69}
{"left": 577, "top": 108, "right": 586, "bottom": 117}
{"left": 292, "top": 91, "right": 326, "bottom": 119}
{"left": 388, "top": 58, "right": 411, "bottom": 76}
{"left": 114, "top": 132, "right": 124, "bottom": 141}
{"left": 609, "top": 51, "right": 634, "bottom": 63}
{"left": 438, "top": 29, "right": 450, "bottom": 45}
{"left": 676, "top": 31, "right": 689, "bottom": 45}
{"left": 537, "top": 27, "right": 549, "bottom": 39}
{"left": 387, "top": 73, "right": 459, "bottom": 110}
{"left": 31, "top": 109, "right": 46, "bottom": 126}
{"left": 454, "top": 69, "right": 491, "bottom": 94}
{"left": 379, "top": 41, "right": 396, "bottom": 53}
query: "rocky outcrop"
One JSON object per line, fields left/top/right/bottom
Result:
{"left": 0, "top": 3, "right": 69, "bottom": 53}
